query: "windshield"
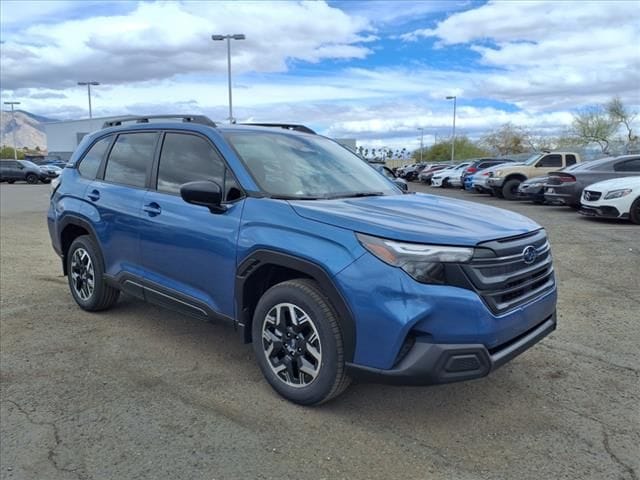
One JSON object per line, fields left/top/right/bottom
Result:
{"left": 225, "top": 132, "right": 399, "bottom": 198}
{"left": 523, "top": 153, "right": 543, "bottom": 165}
{"left": 19, "top": 160, "right": 39, "bottom": 168}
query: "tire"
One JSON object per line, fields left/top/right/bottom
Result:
{"left": 493, "top": 188, "right": 503, "bottom": 198}
{"left": 67, "top": 235, "right": 119, "bottom": 311}
{"left": 502, "top": 179, "right": 521, "bottom": 200}
{"left": 25, "top": 173, "right": 38, "bottom": 184}
{"left": 533, "top": 198, "right": 545, "bottom": 205}
{"left": 252, "top": 279, "right": 350, "bottom": 405}
{"left": 8, "top": 180, "right": 15, "bottom": 184}
{"left": 41, "top": 178, "right": 51, "bottom": 184}
{"left": 629, "top": 197, "right": 640, "bottom": 224}
{"left": 442, "top": 178, "right": 450, "bottom": 188}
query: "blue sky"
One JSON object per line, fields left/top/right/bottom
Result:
{"left": 1, "top": 0, "right": 638, "bottom": 150}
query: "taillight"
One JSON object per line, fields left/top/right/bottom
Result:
{"left": 557, "top": 174, "right": 576, "bottom": 183}
{"left": 466, "top": 167, "right": 477, "bottom": 174}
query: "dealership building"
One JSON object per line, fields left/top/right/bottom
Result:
{"left": 45, "top": 116, "right": 133, "bottom": 160}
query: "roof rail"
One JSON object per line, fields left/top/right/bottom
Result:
{"left": 239, "top": 123, "right": 316, "bottom": 134}
{"left": 102, "top": 115, "right": 216, "bottom": 129}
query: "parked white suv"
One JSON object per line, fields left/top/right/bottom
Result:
{"left": 579, "top": 176, "right": 640, "bottom": 224}
{"left": 431, "top": 163, "right": 470, "bottom": 188}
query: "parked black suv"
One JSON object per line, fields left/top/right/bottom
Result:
{"left": 0, "top": 160, "right": 55, "bottom": 184}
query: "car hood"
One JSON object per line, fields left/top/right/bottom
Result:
{"left": 586, "top": 176, "right": 640, "bottom": 191}
{"left": 289, "top": 193, "right": 541, "bottom": 246}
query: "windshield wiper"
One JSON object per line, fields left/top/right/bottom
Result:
{"left": 270, "top": 194, "right": 323, "bottom": 200}
{"left": 325, "top": 191, "right": 386, "bottom": 199}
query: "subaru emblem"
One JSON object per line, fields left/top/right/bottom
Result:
{"left": 522, "top": 246, "right": 537, "bottom": 265}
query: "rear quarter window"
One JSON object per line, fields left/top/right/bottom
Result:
{"left": 78, "top": 136, "right": 112, "bottom": 179}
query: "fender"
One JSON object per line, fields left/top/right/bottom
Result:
{"left": 235, "top": 249, "right": 357, "bottom": 362}
{"left": 58, "top": 214, "right": 102, "bottom": 275}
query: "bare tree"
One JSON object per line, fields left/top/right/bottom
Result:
{"left": 570, "top": 107, "right": 618, "bottom": 153}
{"left": 606, "top": 96, "right": 637, "bottom": 143}
{"left": 480, "top": 123, "right": 530, "bottom": 155}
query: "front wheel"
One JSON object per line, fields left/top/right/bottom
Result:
{"left": 442, "top": 178, "right": 450, "bottom": 188}
{"left": 252, "top": 279, "right": 350, "bottom": 405}
{"left": 502, "top": 179, "right": 521, "bottom": 200}
{"left": 67, "top": 235, "right": 120, "bottom": 311}
{"left": 630, "top": 197, "right": 640, "bottom": 224}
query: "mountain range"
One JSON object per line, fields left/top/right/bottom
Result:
{"left": 0, "top": 110, "right": 54, "bottom": 150}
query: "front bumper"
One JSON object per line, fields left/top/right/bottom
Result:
{"left": 579, "top": 204, "right": 624, "bottom": 219}
{"left": 517, "top": 186, "right": 544, "bottom": 201}
{"left": 335, "top": 249, "right": 557, "bottom": 372}
{"left": 347, "top": 313, "right": 556, "bottom": 385}
{"left": 487, "top": 177, "right": 505, "bottom": 188}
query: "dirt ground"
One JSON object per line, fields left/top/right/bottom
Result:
{"left": 1, "top": 183, "right": 638, "bottom": 480}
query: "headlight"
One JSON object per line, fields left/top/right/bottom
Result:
{"left": 50, "top": 176, "right": 61, "bottom": 194}
{"left": 493, "top": 170, "right": 503, "bottom": 177}
{"left": 604, "top": 188, "right": 632, "bottom": 200}
{"left": 356, "top": 233, "right": 473, "bottom": 284}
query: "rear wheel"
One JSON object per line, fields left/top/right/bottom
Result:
{"left": 630, "top": 197, "right": 640, "bottom": 225}
{"left": 25, "top": 173, "right": 38, "bottom": 184}
{"left": 502, "top": 179, "right": 521, "bottom": 200}
{"left": 252, "top": 279, "right": 350, "bottom": 405}
{"left": 67, "top": 235, "right": 120, "bottom": 311}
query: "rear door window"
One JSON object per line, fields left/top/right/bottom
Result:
{"left": 537, "top": 155, "right": 562, "bottom": 167}
{"left": 78, "top": 136, "right": 112, "bottom": 179}
{"left": 566, "top": 154, "right": 577, "bottom": 166}
{"left": 103, "top": 133, "right": 158, "bottom": 188}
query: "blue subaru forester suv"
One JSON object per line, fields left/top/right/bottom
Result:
{"left": 48, "top": 115, "right": 557, "bottom": 405}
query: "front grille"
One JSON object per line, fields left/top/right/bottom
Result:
{"left": 461, "top": 230, "right": 555, "bottom": 314}
{"left": 583, "top": 190, "right": 601, "bottom": 201}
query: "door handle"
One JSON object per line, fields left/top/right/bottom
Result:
{"left": 143, "top": 202, "right": 162, "bottom": 216}
{"left": 87, "top": 189, "right": 100, "bottom": 201}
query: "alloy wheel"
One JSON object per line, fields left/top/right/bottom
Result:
{"left": 70, "top": 247, "right": 95, "bottom": 301}
{"left": 261, "top": 302, "right": 322, "bottom": 388}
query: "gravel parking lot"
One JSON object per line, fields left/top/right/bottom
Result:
{"left": 1, "top": 183, "right": 638, "bottom": 480}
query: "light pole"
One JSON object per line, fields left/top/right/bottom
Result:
{"left": 418, "top": 127, "right": 424, "bottom": 163}
{"left": 211, "top": 33, "right": 246, "bottom": 124}
{"left": 4, "top": 101, "right": 21, "bottom": 161}
{"left": 78, "top": 81, "right": 100, "bottom": 118}
{"left": 446, "top": 95, "right": 457, "bottom": 162}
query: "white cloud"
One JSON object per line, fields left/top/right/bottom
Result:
{"left": 399, "top": 0, "right": 640, "bottom": 110}
{"left": 2, "top": 0, "right": 639, "bottom": 149}
{"left": 0, "top": 1, "right": 372, "bottom": 89}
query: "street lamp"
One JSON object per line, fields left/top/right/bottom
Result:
{"left": 211, "top": 33, "right": 246, "bottom": 124}
{"left": 3, "top": 101, "right": 21, "bottom": 161}
{"left": 446, "top": 95, "right": 457, "bottom": 162}
{"left": 418, "top": 127, "right": 424, "bottom": 163}
{"left": 78, "top": 81, "right": 100, "bottom": 118}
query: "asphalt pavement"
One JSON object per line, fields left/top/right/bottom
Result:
{"left": 1, "top": 182, "right": 638, "bottom": 480}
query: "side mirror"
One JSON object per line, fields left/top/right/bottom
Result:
{"left": 180, "top": 180, "right": 226, "bottom": 214}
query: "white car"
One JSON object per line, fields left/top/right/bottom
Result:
{"left": 431, "top": 162, "right": 470, "bottom": 188}
{"left": 579, "top": 176, "right": 640, "bottom": 224}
